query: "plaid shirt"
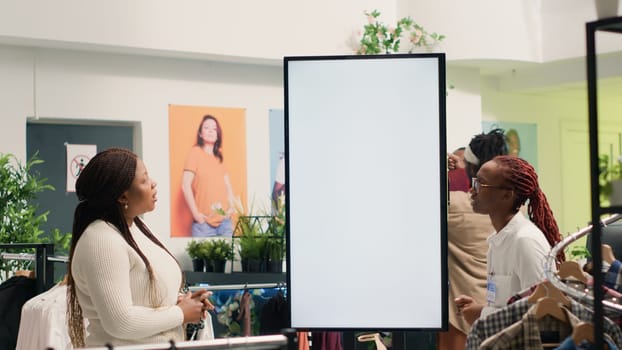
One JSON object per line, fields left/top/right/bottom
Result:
{"left": 478, "top": 303, "right": 580, "bottom": 350}
{"left": 466, "top": 298, "right": 622, "bottom": 350}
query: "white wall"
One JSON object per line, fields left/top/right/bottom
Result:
{"left": 0, "top": 0, "right": 397, "bottom": 60}
{"left": 0, "top": 45, "right": 284, "bottom": 269}
{"left": 446, "top": 66, "right": 483, "bottom": 151}
{"left": 481, "top": 79, "right": 589, "bottom": 235}
{"left": 0, "top": 46, "right": 33, "bottom": 161}
{"left": 2, "top": 0, "right": 618, "bottom": 64}
{"left": 398, "top": 0, "right": 542, "bottom": 62}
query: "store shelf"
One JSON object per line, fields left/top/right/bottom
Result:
{"left": 184, "top": 271, "right": 286, "bottom": 286}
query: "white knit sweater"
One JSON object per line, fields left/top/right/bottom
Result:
{"left": 71, "top": 220, "right": 184, "bottom": 347}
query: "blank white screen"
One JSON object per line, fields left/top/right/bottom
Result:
{"left": 286, "top": 55, "right": 446, "bottom": 329}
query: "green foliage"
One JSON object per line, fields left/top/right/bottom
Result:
{"left": 357, "top": 10, "right": 445, "bottom": 54}
{"left": 599, "top": 154, "right": 622, "bottom": 201}
{"left": 45, "top": 228, "right": 72, "bottom": 256}
{"left": 238, "top": 233, "right": 267, "bottom": 260}
{"left": 186, "top": 239, "right": 202, "bottom": 260}
{"left": 0, "top": 153, "right": 53, "bottom": 245}
{"left": 204, "top": 239, "right": 234, "bottom": 261}
{"left": 265, "top": 238, "right": 284, "bottom": 261}
{"left": 566, "top": 243, "right": 591, "bottom": 261}
{"left": 236, "top": 216, "right": 267, "bottom": 260}
{"left": 0, "top": 152, "right": 60, "bottom": 277}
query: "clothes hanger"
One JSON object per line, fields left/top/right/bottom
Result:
{"left": 357, "top": 333, "right": 387, "bottom": 350}
{"left": 572, "top": 322, "right": 594, "bottom": 345}
{"left": 557, "top": 261, "right": 588, "bottom": 284}
{"left": 533, "top": 296, "right": 569, "bottom": 323}
{"left": 527, "top": 280, "right": 570, "bottom": 307}
{"left": 571, "top": 322, "right": 609, "bottom": 349}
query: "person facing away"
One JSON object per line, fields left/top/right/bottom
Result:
{"left": 440, "top": 129, "right": 508, "bottom": 350}
{"left": 454, "top": 155, "right": 564, "bottom": 326}
{"left": 66, "top": 148, "right": 213, "bottom": 348}
{"left": 182, "top": 115, "right": 236, "bottom": 237}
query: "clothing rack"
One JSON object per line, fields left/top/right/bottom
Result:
{"left": 0, "top": 243, "right": 65, "bottom": 293}
{"left": 544, "top": 213, "right": 622, "bottom": 311}
{"left": 84, "top": 334, "right": 291, "bottom": 350}
{"left": 188, "top": 282, "right": 286, "bottom": 292}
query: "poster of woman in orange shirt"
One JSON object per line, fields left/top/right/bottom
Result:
{"left": 169, "top": 105, "right": 247, "bottom": 237}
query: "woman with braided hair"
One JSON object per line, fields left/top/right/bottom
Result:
{"left": 67, "top": 148, "right": 213, "bottom": 347}
{"left": 454, "top": 155, "right": 564, "bottom": 325}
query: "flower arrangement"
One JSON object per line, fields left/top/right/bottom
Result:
{"left": 356, "top": 10, "right": 445, "bottom": 55}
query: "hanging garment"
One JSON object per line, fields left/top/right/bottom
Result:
{"left": 311, "top": 332, "right": 342, "bottom": 350}
{"left": 0, "top": 276, "right": 37, "bottom": 350}
{"left": 604, "top": 259, "right": 622, "bottom": 293}
{"left": 298, "top": 331, "right": 309, "bottom": 350}
{"left": 237, "top": 290, "right": 252, "bottom": 337}
{"left": 195, "top": 312, "right": 215, "bottom": 341}
{"left": 259, "top": 291, "right": 289, "bottom": 335}
{"left": 478, "top": 302, "right": 577, "bottom": 349}
{"left": 466, "top": 298, "right": 622, "bottom": 350}
{"left": 16, "top": 284, "right": 71, "bottom": 350}
{"left": 553, "top": 334, "right": 619, "bottom": 350}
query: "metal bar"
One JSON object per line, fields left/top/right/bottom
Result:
{"left": 44, "top": 244, "right": 55, "bottom": 291}
{"left": 544, "top": 214, "right": 622, "bottom": 312}
{"left": 0, "top": 243, "right": 55, "bottom": 293}
{"left": 83, "top": 334, "right": 288, "bottom": 350}
{"left": 0, "top": 252, "right": 35, "bottom": 261}
{"left": 188, "top": 282, "right": 286, "bottom": 292}
{"left": 35, "top": 245, "right": 45, "bottom": 293}
{"left": 47, "top": 255, "right": 69, "bottom": 263}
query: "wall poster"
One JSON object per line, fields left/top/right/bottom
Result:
{"left": 168, "top": 105, "right": 247, "bottom": 238}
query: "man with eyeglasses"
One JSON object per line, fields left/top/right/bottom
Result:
{"left": 455, "top": 156, "right": 563, "bottom": 328}
{"left": 440, "top": 130, "right": 508, "bottom": 350}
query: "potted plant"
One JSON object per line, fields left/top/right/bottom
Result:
{"left": 205, "top": 239, "right": 233, "bottom": 273}
{"left": 237, "top": 216, "right": 267, "bottom": 272}
{"left": 355, "top": 10, "right": 445, "bottom": 55}
{"left": 599, "top": 154, "right": 622, "bottom": 205}
{"left": 267, "top": 200, "right": 286, "bottom": 272}
{"left": 186, "top": 239, "right": 204, "bottom": 272}
{"left": 265, "top": 238, "right": 284, "bottom": 273}
{"left": 0, "top": 152, "right": 69, "bottom": 278}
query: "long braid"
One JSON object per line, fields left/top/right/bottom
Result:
{"left": 494, "top": 155, "right": 565, "bottom": 262}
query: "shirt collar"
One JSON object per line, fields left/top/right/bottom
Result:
{"left": 487, "top": 212, "right": 529, "bottom": 247}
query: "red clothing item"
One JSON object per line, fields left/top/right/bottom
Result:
{"left": 448, "top": 168, "right": 470, "bottom": 192}
{"left": 311, "top": 332, "right": 342, "bottom": 350}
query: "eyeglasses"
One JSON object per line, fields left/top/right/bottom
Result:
{"left": 472, "top": 178, "right": 512, "bottom": 193}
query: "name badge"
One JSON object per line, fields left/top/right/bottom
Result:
{"left": 486, "top": 279, "right": 496, "bottom": 305}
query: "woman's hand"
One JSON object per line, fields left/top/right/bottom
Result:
{"left": 191, "top": 289, "right": 215, "bottom": 317}
{"left": 177, "top": 292, "right": 205, "bottom": 324}
{"left": 193, "top": 213, "right": 206, "bottom": 224}
{"left": 455, "top": 295, "right": 483, "bottom": 326}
